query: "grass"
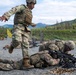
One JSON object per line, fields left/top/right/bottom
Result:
{"left": 31, "top": 29, "right": 76, "bottom": 41}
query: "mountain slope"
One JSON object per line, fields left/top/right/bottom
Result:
{"left": 2, "top": 19, "right": 76, "bottom": 28}
{"left": 3, "top": 24, "right": 13, "bottom": 28}
{"left": 2, "top": 23, "right": 46, "bottom": 28}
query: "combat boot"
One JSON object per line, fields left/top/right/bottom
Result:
{"left": 8, "top": 45, "right": 14, "bottom": 54}
{"left": 22, "top": 58, "right": 34, "bottom": 69}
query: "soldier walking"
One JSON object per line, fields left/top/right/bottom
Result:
{"left": 0, "top": 0, "right": 37, "bottom": 69}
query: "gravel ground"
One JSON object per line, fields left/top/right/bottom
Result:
{"left": 0, "top": 38, "right": 76, "bottom": 75}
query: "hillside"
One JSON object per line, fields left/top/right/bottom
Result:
{"left": 1, "top": 18, "right": 76, "bottom": 29}
{"left": 2, "top": 24, "right": 13, "bottom": 28}
{"left": 47, "top": 19, "right": 76, "bottom": 27}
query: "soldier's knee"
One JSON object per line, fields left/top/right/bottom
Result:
{"left": 12, "top": 40, "right": 20, "bottom": 48}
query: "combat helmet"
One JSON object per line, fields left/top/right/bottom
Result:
{"left": 65, "top": 41, "right": 75, "bottom": 50}
{"left": 26, "top": 0, "right": 36, "bottom": 4}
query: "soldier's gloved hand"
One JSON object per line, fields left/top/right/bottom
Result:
{"left": 31, "top": 23, "right": 36, "bottom": 27}
{"left": 0, "top": 16, "right": 7, "bottom": 22}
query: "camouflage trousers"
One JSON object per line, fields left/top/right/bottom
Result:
{"left": 0, "top": 59, "right": 22, "bottom": 70}
{"left": 30, "top": 51, "right": 60, "bottom": 68}
{"left": 0, "top": 52, "right": 60, "bottom": 70}
{"left": 11, "top": 24, "right": 30, "bottom": 58}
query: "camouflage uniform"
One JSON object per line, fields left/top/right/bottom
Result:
{"left": 0, "top": 59, "right": 22, "bottom": 70}
{"left": 3, "top": 5, "right": 34, "bottom": 58}
{"left": 30, "top": 51, "right": 60, "bottom": 68}
{"left": 39, "top": 40, "right": 75, "bottom": 66}
{"left": 0, "top": 40, "right": 75, "bottom": 70}
{"left": 0, "top": 51, "right": 60, "bottom": 70}
{"left": 39, "top": 40, "right": 75, "bottom": 53}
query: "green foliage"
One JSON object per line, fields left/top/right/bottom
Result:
{"left": 31, "top": 28, "right": 76, "bottom": 40}
{"left": 0, "top": 27, "right": 12, "bottom": 38}
{"left": 0, "top": 27, "right": 7, "bottom": 38}
{"left": 31, "top": 19, "right": 76, "bottom": 41}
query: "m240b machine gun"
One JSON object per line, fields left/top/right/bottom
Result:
{"left": 49, "top": 50, "right": 76, "bottom": 68}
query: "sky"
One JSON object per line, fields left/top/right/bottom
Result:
{"left": 0, "top": 0, "right": 76, "bottom": 25}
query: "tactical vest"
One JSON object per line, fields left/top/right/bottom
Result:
{"left": 14, "top": 5, "right": 32, "bottom": 26}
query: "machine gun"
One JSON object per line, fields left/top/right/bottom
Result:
{"left": 49, "top": 50, "right": 76, "bottom": 68}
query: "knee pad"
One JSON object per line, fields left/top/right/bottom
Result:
{"left": 12, "top": 40, "right": 20, "bottom": 48}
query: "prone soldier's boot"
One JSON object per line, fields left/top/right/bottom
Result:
{"left": 8, "top": 45, "right": 14, "bottom": 54}
{"left": 22, "top": 58, "right": 34, "bottom": 69}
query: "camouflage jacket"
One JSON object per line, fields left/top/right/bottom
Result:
{"left": 3, "top": 4, "right": 34, "bottom": 26}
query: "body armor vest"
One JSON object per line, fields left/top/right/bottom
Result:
{"left": 14, "top": 5, "right": 32, "bottom": 26}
